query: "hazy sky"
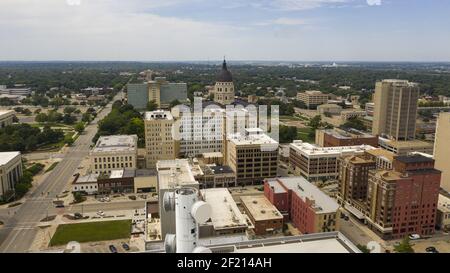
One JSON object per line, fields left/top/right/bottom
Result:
{"left": 1, "top": 0, "right": 449, "bottom": 61}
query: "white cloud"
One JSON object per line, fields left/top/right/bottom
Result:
{"left": 0, "top": 0, "right": 244, "bottom": 60}
{"left": 271, "top": 0, "right": 353, "bottom": 10}
{"left": 255, "top": 17, "right": 308, "bottom": 26}
{"left": 366, "top": 0, "right": 382, "bottom": 6}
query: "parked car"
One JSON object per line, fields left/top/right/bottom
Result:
{"left": 74, "top": 213, "right": 83, "bottom": 219}
{"left": 409, "top": 234, "right": 421, "bottom": 240}
{"left": 425, "top": 247, "right": 439, "bottom": 253}
{"left": 109, "top": 245, "right": 118, "bottom": 253}
{"left": 122, "top": 242, "right": 130, "bottom": 251}
{"left": 97, "top": 210, "right": 105, "bottom": 216}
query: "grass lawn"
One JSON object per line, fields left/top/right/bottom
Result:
{"left": 297, "top": 127, "right": 315, "bottom": 143}
{"left": 49, "top": 220, "right": 132, "bottom": 246}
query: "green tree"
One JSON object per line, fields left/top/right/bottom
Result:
{"left": 64, "top": 106, "right": 76, "bottom": 114}
{"left": 341, "top": 117, "right": 367, "bottom": 131}
{"left": 308, "top": 115, "right": 323, "bottom": 130}
{"left": 35, "top": 113, "right": 48, "bottom": 123}
{"left": 73, "top": 192, "right": 85, "bottom": 203}
{"left": 82, "top": 113, "right": 92, "bottom": 123}
{"left": 357, "top": 244, "right": 371, "bottom": 253}
{"left": 75, "top": 122, "right": 85, "bottom": 134}
{"left": 169, "top": 99, "right": 181, "bottom": 108}
{"left": 147, "top": 100, "right": 158, "bottom": 111}
{"left": 62, "top": 114, "right": 76, "bottom": 125}
{"left": 394, "top": 237, "right": 415, "bottom": 253}
{"left": 279, "top": 126, "right": 298, "bottom": 144}
{"left": 14, "top": 183, "right": 31, "bottom": 198}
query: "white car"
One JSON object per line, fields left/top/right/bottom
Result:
{"left": 409, "top": 234, "right": 421, "bottom": 240}
{"left": 97, "top": 210, "right": 105, "bottom": 216}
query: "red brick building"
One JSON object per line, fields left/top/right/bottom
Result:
{"left": 366, "top": 154, "right": 441, "bottom": 240}
{"left": 316, "top": 129, "right": 379, "bottom": 148}
{"left": 265, "top": 177, "right": 340, "bottom": 234}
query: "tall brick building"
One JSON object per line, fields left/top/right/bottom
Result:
{"left": 366, "top": 154, "right": 441, "bottom": 240}
{"left": 338, "top": 154, "right": 377, "bottom": 217}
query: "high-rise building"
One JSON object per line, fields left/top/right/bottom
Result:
{"left": 144, "top": 111, "right": 179, "bottom": 168}
{"left": 90, "top": 135, "right": 138, "bottom": 174}
{"left": 366, "top": 154, "right": 441, "bottom": 240}
{"left": 338, "top": 154, "right": 376, "bottom": 218}
{"left": 434, "top": 112, "right": 450, "bottom": 193}
{"left": 127, "top": 83, "right": 149, "bottom": 110}
{"left": 227, "top": 128, "right": 278, "bottom": 185}
{"left": 372, "top": 80, "right": 419, "bottom": 141}
{"left": 127, "top": 78, "right": 187, "bottom": 110}
{"left": 177, "top": 107, "right": 225, "bottom": 157}
{"left": 214, "top": 60, "right": 235, "bottom": 105}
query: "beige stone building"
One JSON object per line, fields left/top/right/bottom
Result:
{"left": 0, "top": 110, "right": 14, "bottom": 128}
{"left": 214, "top": 60, "right": 235, "bottom": 105}
{"left": 0, "top": 152, "right": 23, "bottom": 200}
{"left": 365, "top": 148, "right": 395, "bottom": 170}
{"left": 144, "top": 110, "right": 179, "bottom": 169}
{"left": 289, "top": 140, "right": 375, "bottom": 181}
{"left": 434, "top": 112, "right": 450, "bottom": 193}
{"left": 240, "top": 195, "right": 283, "bottom": 236}
{"left": 437, "top": 193, "right": 450, "bottom": 232}
{"left": 227, "top": 128, "right": 278, "bottom": 185}
{"left": 372, "top": 80, "right": 419, "bottom": 141}
{"left": 90, "top": 135, "right": 138, "bottom": 174}
{"left": 297, "top": 90, "right": 329, "bottom": 109}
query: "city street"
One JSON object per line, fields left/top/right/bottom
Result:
{"left": 0, "top": 92, "right": 122, "bottom": 253}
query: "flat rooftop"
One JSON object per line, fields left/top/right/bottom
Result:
{"left": 0, "top": 151, "right": 21, "bottom": 166}
{"left": 144, "top": 110, "right": 173, "bottom": 121}
{"left": 370, "top": 169, "right": 403, "bottom": 181}
{"left": 156, "top": 159, "right": 198, "bottom": 190}
{"left": 228, "top": 132, "right": 279, "bottom": 146}
{"left": 299, "top": 90, "right": 327, "bottom": 96}
{"left": 201, "top": 152, "right": 223, "bottom": 158}
{"left": 201, "top": 188, "right": 248, "bottom": 230}
{"left": 379, "top": 138, "right": 434, "bottom": 148}
{"left": 0, "top": 110, "right": 14, "bottom": 117}
{"left": 381, "top": 79, "right": 418, "bottom": 87}
{"left": 395, "top": 154, "right": 434, "bottom": 164}
{"left": 268, "top": 177, "right": 339, "bottom": 214}
{"left": 342, "top": 155, "right": 374, "bottom": 164}
{"left": 322, "top": 128, "right": 376, "bottom": 139}
{"left": 92, "top": 135, "right": 137, "bottom": 153}
{"left": 365, "top": 148, "right": 395, "bottom": 162}
{"left": 290, "top": 140, "right": 375, "bottom": 156}
{"left": 209, "top": 165, "right": 234, "bottom": 175}
{"left": 207, "top": 232, "right": 360, "bottom": 253}
{"left": 135, "top": 169, "right": 157, "bottom": 177}
{"left": 240, "top": 195, "right": 283, "bottom": 222}
{"left": 74, "top": 173, "right": 99, "bottom": 184}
